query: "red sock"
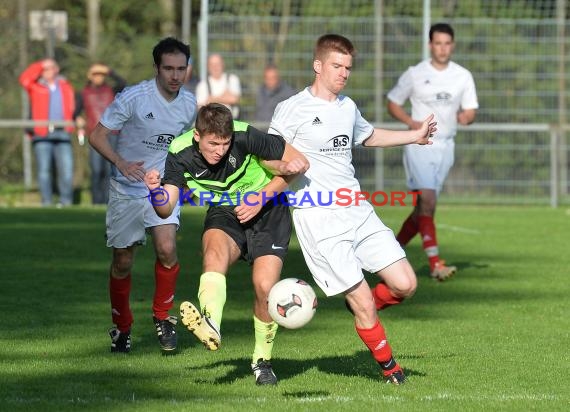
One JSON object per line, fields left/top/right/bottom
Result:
{"left": 355, "top": 319, "right": 393, "bottom": 364}
{"left": 418, "top": 215, "right": 440, "bottom": 270}
{"left": 110, "top": 274, "right": 133, "bottom": 332}
{"left": 373, "top": 283, "right": 404, "bottom": 310}
{"left": 396, "top": 212, "right": 418, "bottom": 246}
{"left": 153, "top": 260, "right": 180, "bottom": 320}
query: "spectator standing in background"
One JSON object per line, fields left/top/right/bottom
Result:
{"left": 19, "top": 58, "right": 76, "bottom": 207}
{"left": 76, "top": 63, "right": 126, "bottom": 204}
{"left": 255, "top": 63, "right": 295, "bottom": 123}
{"left": 195, "top": 53, "right": 241, "bottom": 118}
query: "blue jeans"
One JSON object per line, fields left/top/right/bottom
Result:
{"left": 33, "top": 131, "right": 74, "bottom": 206}
{"left": 89, "top": 146, "right": 111, "bottom": 204}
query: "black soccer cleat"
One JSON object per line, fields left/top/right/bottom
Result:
{"left": 380, "top": 356, "right": 406, "bottom": 385}
{"left": 153, "top": 315, "right": 177, "bottom": 351}
{"left": 251, "top": 358, "right": 278, "bottom": 385}
{"left": 384, "top": 368, "right": 406, "bottom": 385}
{"left": 109, "top": 327, "right": 131, "bottom": 353}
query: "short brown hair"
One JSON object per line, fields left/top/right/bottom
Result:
{"left": 195, "top": 103, "right": 234, "bottom": 138}
{"left": 314, "top": 34, "right": 355, "bottom": 62}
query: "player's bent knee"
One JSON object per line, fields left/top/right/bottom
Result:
{"left": 111, "top": 262, "right": 132, "bottom": 278}
{"left": 254, "top": 280, "right": 274, "bottom": 299}
{"left": 155, "top": 245, "right": 176, "bottom": 262}
{"left": 111, "top": 252, "right": 134, "bottom": 277}
{"left": 390, "top": 276, "right": 417, "bottom": 299}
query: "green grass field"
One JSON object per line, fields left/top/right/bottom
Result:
{"left": 0, "top": 205, "right": 568, "bottom": 411}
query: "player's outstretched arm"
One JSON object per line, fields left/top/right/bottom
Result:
{"left": 90, "top": 122, "right": 146, "bottom": 182}
{"left": 363, "top": 114, "right": 437, "bottom": 148}
{"left": 144, "top": 169, "right": 180, "bottom": 219}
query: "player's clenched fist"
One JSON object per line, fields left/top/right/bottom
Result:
{"left": 144, "top": 169, "right": 161, "bottom": 191}
{"left": 283, "top": 157, "right": 310, "bottom": 175}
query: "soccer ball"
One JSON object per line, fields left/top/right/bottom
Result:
{"left": 267, "top": 278, "right": 318, "bottom": 329}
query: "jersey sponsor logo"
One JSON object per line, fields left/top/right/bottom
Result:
{"left": 149, "top": 133, "right": 175, "bottom": 145}
{"left": 312, "top": 116, "right": 322, "bottom": 125}
{"left": 319, "top": 134, "right": 351, "bottom": 154}
{"left": 144, "top": 112, "right": 155, "bottom": 119}
{"left": 195, "top": 170, "right": 207, "bottom": 178}
{"left": 327, "top": 134, "right": 350, "bottom": 148}
{"left": 436, "top": 91, "right": 452, "bottom": 101}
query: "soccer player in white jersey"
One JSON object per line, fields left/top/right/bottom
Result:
{"left": 268, "top": 34, "right": 436, "bottom": 385}
{"left": 387, "top": 23, "right": 479, "bottom": 281}
{"left": 89, "top": 37, "right": 197, "bottom": 354}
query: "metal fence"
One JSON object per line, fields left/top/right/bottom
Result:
{"left": 353, "top": 123, "right": 570, "bottom": 207}
{"left": 201, "top": 1, "right": 570, "bottom": 206}
{"left": 3, "top": 120, "right": 567, "bottom": 206}
{"left": 2, "top": 0, "right": 569, "bottom": 206}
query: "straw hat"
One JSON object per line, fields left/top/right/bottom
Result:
{"left": 87, "top": 63, "right": 109, "bottom": 80}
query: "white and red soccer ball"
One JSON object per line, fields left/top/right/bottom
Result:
{"left": 267, "top": 278, "right": 318, "bottom": 329}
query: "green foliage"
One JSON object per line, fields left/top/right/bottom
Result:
{"left": 0, "top": 206, "right": 569, "bottom": 410}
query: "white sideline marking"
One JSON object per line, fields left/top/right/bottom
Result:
{"left": 421, "top": 393, "right": 558, "bottom": 401}
{"left": 437, "top": 223, "right": 481, "bottom": 234}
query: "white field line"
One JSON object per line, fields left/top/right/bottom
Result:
{"left": 437, "top": 223, "right": 481, "bottom": 235}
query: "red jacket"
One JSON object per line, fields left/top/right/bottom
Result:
{"left": 81, "top": 84, "right": 116, "bottom": 135}
{"left": 19, "top": 61, "right": 76, "bottom": 137}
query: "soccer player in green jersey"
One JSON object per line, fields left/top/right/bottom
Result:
{"left": 144, "top": 103, "right": 308, "bottom": 385}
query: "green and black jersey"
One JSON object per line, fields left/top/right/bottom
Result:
{"left": 162, "top": 121, "right": 286, "bottom": 205}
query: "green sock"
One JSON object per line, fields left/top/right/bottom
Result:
{"left": 252, "top": 315, "right": 278, "bottom": 363}
{"left": 198, "top": 271, "right": 226, "bottom": 328}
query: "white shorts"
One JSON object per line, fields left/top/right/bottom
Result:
{"left": 106, "top": 189, "right": 180, "bottom": 248}
{"left": 292, "top": 202, "right": 405, "bottom": 296}
{"left": 403, "top": 138, "right": 455, "bottom": 195}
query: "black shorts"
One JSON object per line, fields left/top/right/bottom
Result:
{"left": 203, "top": 192, "right": 291, "bottom": 264}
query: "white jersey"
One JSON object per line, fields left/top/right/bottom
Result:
{"left": 195, "top": 72, "right": 241, "bottom": 118}
{"left": 100, "top": 79, "right": 197, "bottom": 197}
{"left": 387, "top": 60, "right": 478, "bottom": 140}
{"left": 269, "top": 87, "right": 374, "bottom": 209}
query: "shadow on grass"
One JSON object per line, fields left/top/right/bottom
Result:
{"left": 187, "top": 351, "right": 426, "bottom": 385}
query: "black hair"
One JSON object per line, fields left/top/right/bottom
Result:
{"left": 429, "top": 23, "right": 454, "bottom": 41}
{"left": 152, "top": 37, "right": 191, "bottom": 66}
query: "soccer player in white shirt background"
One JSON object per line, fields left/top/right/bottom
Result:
{"left": 89, "top": 37, "right": 197, "bottom": 354}
{"left": 387, "top": 23, "right": 479, "bottom": 281}
{"left": 268, "top": 34, "right": 436, "bottom": 385}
